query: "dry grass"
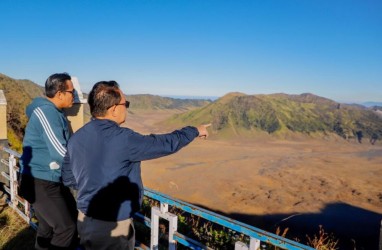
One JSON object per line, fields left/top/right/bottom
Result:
{"left": 307, "top": 225, "right": 339, "bottom": 250}
{"left": 0, "top": 196, "right": 35, "bottom": 250}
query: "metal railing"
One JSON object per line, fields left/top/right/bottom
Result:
{"left": 0, "top": 147, "right": 37, "bottom": 229}
{"left": 0, "top": 147, "right": 314, "bottom": 250}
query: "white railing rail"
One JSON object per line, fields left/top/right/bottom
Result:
{"left": 0, "top": 147, "right": 36, "bottom": 229}
{"left": 139, "top": 188, "right": 314, "bottom": 250}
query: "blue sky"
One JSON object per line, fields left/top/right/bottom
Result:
{"left": 1, "top": 0, "right": 381, "bottom": 102}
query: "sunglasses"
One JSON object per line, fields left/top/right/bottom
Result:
{"left": 108, "top": 101, "right": 130, "bottom": 109}
{"left": 116, "top": 101, "right": 130, "bottom": 108}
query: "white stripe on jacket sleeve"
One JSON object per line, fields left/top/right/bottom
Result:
{"left": 34, "top": 107, "right": 67, "bottom": 157}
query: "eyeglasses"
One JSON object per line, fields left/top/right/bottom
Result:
{"left": 108, "top": 101, "right": 130, "bottom": 109}
{"left": 63, "top": 90, "right": 75, "bottom": 96}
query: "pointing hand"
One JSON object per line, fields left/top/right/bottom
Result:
{"left": 197, "top": 123, "right": 211, "bottom": 139}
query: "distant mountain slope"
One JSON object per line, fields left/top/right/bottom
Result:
{"left": 167, "top": 92, "right": 382, "bottom": 141}
{"left": 361, "top": 101, "right": 382, "bottom": 107}
{"left": 126, "top": 94, "right": 211, "bottom": 111}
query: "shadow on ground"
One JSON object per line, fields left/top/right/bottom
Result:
{"left": 193, "top": 202, "right": 381, "bottom": 250}
{"left": 1, "top": 227, "right": 36, "bottom": 250}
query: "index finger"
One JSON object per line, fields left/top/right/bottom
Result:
{"left": 204, "top": 123, "right": 212, "bottom": 128}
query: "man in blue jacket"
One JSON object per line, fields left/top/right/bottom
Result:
{"left": 62, "top": 81, "right": 210, "bottom": 250}
{"left": 20, "top": 73, "right": 77, "bottom": 250}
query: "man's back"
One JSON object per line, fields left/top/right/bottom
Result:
{"left": 20, "top": 97, "right": 70, "bottom": 182}
{"left": 63, "top": 118, "right": 199, "bottom": 221}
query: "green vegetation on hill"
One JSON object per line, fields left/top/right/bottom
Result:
{"left": 168, "top": 92, "right": 382, "bottom": 141}
{"left": 126, "top": 94, "right": 211, "bottom": 111}
{"left": 2, "top": 72, "right": 380, "bottom": 146}
{"left": 0, "top": 74, "right": 45, "bottom": 152}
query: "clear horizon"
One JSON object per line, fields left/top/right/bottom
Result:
{"left": 1, "top": 1, "right": 381, "bottom": 103}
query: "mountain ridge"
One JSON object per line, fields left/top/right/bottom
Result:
{"left": 164, "top": 92, "right": 382, "bottom": 142}
{"left": 1, "top": 73, "right": 381, "bottom": 150}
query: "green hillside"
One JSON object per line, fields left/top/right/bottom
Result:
{"left": 126, "top": 94, "right": 211, "bottom": 111}
{"left": 2, "top": 72, "right": 380, "bottom": 147}
{"left": 167, "top": 92, "right": 382, "bottom": 141}
{"left": 0, "top": 74, "right": 45, "bottom": 151}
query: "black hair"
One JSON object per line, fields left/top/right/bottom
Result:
{"left": 88, "top": 81, "right": 121, "bottom": 117}
{"left": 45, "top": 73, "right": 72, "bottom": 98}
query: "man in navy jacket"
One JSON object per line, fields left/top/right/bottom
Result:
{"left": 62, "top": 81, "right": 210, "bottom": 249}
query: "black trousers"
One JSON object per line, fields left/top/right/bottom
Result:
{"left": 20, "top": 175, "right": 77, "bottom": 250}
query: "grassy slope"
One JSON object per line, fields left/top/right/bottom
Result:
{"left": 165, "top": 92, "right": 382, "bottom": 140}
{"left": 2, "top": 72, "right": 381, "bottom": 145}
{"left": 0, "top": 74, "right": 45, "bottom": 152}
{"left": 126, "top": 94, "right": 211, "bottom": 111}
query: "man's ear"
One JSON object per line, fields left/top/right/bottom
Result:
{"left": 111, "top": 107, "right": 118, "bottom": 117}
{"left": 55, "top": 91, "right": 64, "bottom": 100}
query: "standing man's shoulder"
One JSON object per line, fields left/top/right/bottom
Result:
{"left": 27, "top": 97, "right": 62, "bottom": 118}
{"left": 26, "top": 98, "right": 68, "bottom": 134}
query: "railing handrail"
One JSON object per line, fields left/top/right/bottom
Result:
{"left": 144, "top": 188, "right": 314, "bottom": 250}
{"left": 0, "top": 146, "right": 36, "bottom": 230}
{"left": 0, "top": 146, "right": 314, "bottom": 249}
{"left": 1, "top": 146, "right": 21, "bottom": 158}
